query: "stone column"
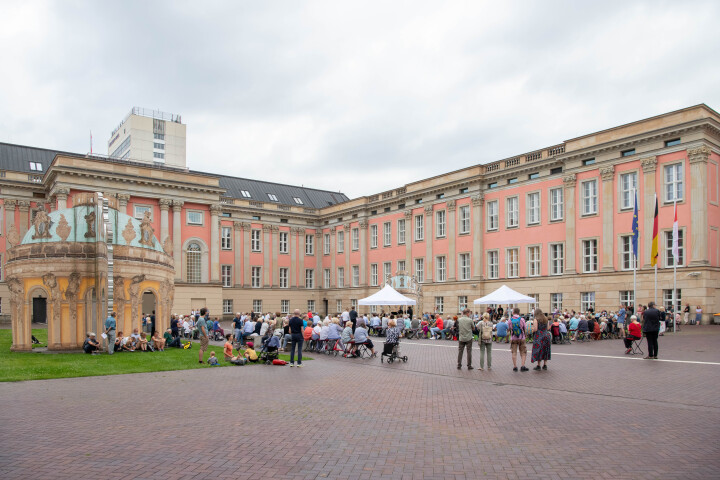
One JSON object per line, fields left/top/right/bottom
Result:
{"left": 172, "top": 201, "right": 183, "bottom": 281}
{"left": 641, "top": 157, "right": 657, "bottom": 268}
{"left": 55, "top": 187, "right": 70, "bottom": 210}
{"left": 404, "top": 211, "right": 412, "bottom": 272}
{"left": 600, "top": 166, "right": 615, "bottom": 272}
{"left": 425, "top": 206, "right": 434, "bottom": 282}
{"left": 344, "top": 223, "right": 351, "bottom": 286}
{"left": 159, "top": 198, "right": 171, "bottom": 244}
{"left": 271, "top": 226, "right": 279, "bottom": 286}
{"left": 290, "top": 227, "right": 299, "bottom": 288}
{"left": 472, "top": 195, "right": 484, "bottom": 280}
{"left": 233, "top": 222, "right": 243, "bottom": 286}
{"left": 359, "top": 220, "right": 368, "bottom": 285}
{"left": 17, "top": 201, "right": 30, "bottom": 237}
{"left": 262, "top": 224, "right": 271, "bottom": 287}
{"left": 242, "top": 223, "right": 251, "bottom": 286}
{"left": 563, "top": 174, "right": 577, "bottom": 274}
{"left": 4, "top": 199, "right": 17, "bottom": 237}
{"left": 447, "top": 200, "right": 457, "bottom": 280}
{"left": 299, "top": 229, "right": 306, "bottom": 288}
{"left": 117, "top": 194, "right": 130, "bottom": 215}
{"left": 209, "top": 204, "right": 221, "bottom": 282}
{"left": 330, "top": 227, "right": 336, "bottom": 287}
{"left": 315, "top": 232, "right": 322, "bottom": 289}
{"left": 688, "top": 146, "right": 711, "bottom": 266}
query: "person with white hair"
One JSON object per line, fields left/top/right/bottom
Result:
{"left": 83, "top": 332, "right": 101, "bottom": 354}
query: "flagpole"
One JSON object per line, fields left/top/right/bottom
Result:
{"left": 632, "top": 188, "right": 638, "bottom": 316}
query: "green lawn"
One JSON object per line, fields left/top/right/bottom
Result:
{"left": 0, "top": 329, "right": 300, "bottom": 382}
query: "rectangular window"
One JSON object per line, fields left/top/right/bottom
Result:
{"left": 550, "top": 166, "right": 563, "bottom": 175}
{"left": 506, "top": 197, "right": 519, "bottom": 228}
{"left": 580, "top": 292, "right": 595, "bottom": 312}
{"left": 414, "top": 215, "right": 424, "bottom": 241}
{"left": 436, "top": 256, "right": 447, "bottom": 282}
{"left": 337, "top": 231, "right": 344, "bottom": 253}
{"left": 305, "top": 235, "right": 314, "bottom": 255}
{"left": 414, "top": 258, "right": 425, "bottom": 283}
{"left": 665, "top": 138, "right": 681, "bottom": 147}
{"left": 351, "top": 228, "right": 359, "bottom": 250}
{"left": 436, "top": 210, "right": 446, "bottom": 237}
{"left": 370, "top": 224, "right": 378, "bottom": 248}
{"left": 459, "top": 253, "right": 471, "bottom": 280}
{"left": 582, "top": 158, "right": 596, "bottom": 166}
{"left": 582, "top": 239, "right": 598, "bottom": 273}
{"left": 279, "top": 232, "right": 288, "bottom": 254}
{"left": 221, "top": 265, "right": 232, "bottom": 287}
{"left": 323, "top": 269, "right": 331, "bottom": 288}
{"left": 458, "top": 296, "right": 468, "bottom": 312}
{"left": 550, "top": 243, "right": 564, "bottom": 275}
{"left": 488, "top": 182, "right": 498, "bottom": 189}
{"left": 435, "top": 297, "right": 444, "bottom": 314}
{"left": 619, "top": 172, "right": 638, "bottom": 210}
{"left": 582, "top": 180, "right": 598, "bottom": 215}
{"left": 305, "top": 269, "right": 314, "bottom": 288}
{"left": 352, "top": 266, "right": 359, "bottom": 287}
{"left": 397, "top": 260, "right": 406, "bottom": 272}
{"left": 459, "top": 205, "right": 470, "bottom": 234}
{"left": 620, "top": 235, "right": 637, "bottom": 270}
{"left": 307, "top": 300, "right": 315, "bottom": 313}
{"left": 336, "top": 299, "right": 343, "bottom": 313}
{"left": 664, "top": 164, "right": 684, "bottom": 202}
{"left": 223, "top": 299, "right": 233, "bottom": 315}
{"left": 487, "top": 250, "right": 499, "bottom": 279}
{"left": 221, "top": 226, "right": 232, "bottom": 250}
{"left": 663, "top": 288, "right": 681, "bottom": 311}
{"left": 253, "top": 300, "right": 262, "bottom": 314}
{"left": 153, "top": 142, "right": 164, "bottom": 150}
{"left": 154, "top": 133, "right": 164, "bottom": 140}
{"left": 29, "top": 162, "right": 42, "bottom": 171}
{"left": 187, "top": 210, "right": 203, "bottom": 225}
{"left": 323, "top": 234, "right": 331, "bottom": 255}
{"left": 267, "top": 193, "right": 278, "bottom": 202}
{"left": 527, "top": 246, "right": 540, "bottom": 277}
{"left": 528, "top": 172, "right": 539, "bottom": 180}
{"left": 281, "top": 300, "right": 290, "bottom": 314}
{"left": 621, "top": 149, "right": 635, "bottom": 157}
{"left": 251, "top": 266, "right": 261, "bottom": 288}
{"left": 665, "top": 230, "right": 684, "bottom": 267}
{"left": 153, "top": 152, "right": 165, "bottom": 159}
{"left": 383, "top": 262, "right": 392, "bottom": 282}
{"left": 279, "top": 268, "right": 288, "bottom": 288}
{"left": 550, "top": 188, "right": 563, "bottom": 221}
{"left": 397, "top": 219, "right": 406, "bottom": 244}
{"left": 506, "top": 248, "right": 519, "bottom": 278}
{"left": 370, "top": 264, "right": 378, "bottom": 286}
{"left": 620, "top": 290, "right": 635, "bottom": 307}
{"left": 508, "top": 177, "right": 518, "bottom": 184}
{"left": 351, "top": 299, "right": 357, "bottom": 311}
{"left": 134, "top": 205, "right": 152, "bottom": 221}
{"left": 251, "top": 229, "right": 261, "bottom": 252}
{"left": 527, "top": 192, "right": 540, "bottom": 225}
{"left": 487, "top": 200, "right": 499, "bottom": 231}
{"left": 551, "top": 293, "right": 563, "bottom": 312}
{"left": 337, "top": 267, "right": 345, "bottom": 288}
{"left": 383, "top": 221, "right": 392, "bottom": 246}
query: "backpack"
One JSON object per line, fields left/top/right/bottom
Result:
{"left": 481, "top": 322, "right": 493, "bottom": 340}
{"left": 511, "top": 317, "right": 523, "bottom": 338}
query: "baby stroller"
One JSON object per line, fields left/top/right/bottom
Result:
{"left": 210, "top": 329, "right": 225, "bottom": 342}
{"left": 381, "top": 341, "right": 408, "bottom": 364}
{"left": 260, "top": 335, "right": 280, "bottom": 364}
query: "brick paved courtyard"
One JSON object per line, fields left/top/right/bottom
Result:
{"left": 1, "top": 327, "right": 719, "bottom": 480}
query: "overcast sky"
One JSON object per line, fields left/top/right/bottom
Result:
{"left": 1, "top": 0, "right": 719, "bottom": 198}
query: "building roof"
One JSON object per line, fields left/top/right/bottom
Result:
{"left": 0, "top": 142, "right": 349, "bottom": 208}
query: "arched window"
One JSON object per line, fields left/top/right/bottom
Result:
{"left": 187, "top": 242, "right": 202, "bottom": 283}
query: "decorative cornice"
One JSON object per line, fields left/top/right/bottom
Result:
{"left": 290, "top": 227, "right": 304, "bottom": 235}
{"left": 209, "top": 203, "right": 223, "bottom": 214}
{"left": 314, "top": 231, "right": 323, "bottom": 238}
{"left": 471, "top": 194, "right": 484, "bottom": 206}
{"left": 640, "top": 156, "right": 658, "bottom": 173}
{"left": 359, "top": 220, "right": 369, "bottom": 229}
{"left": 55, "top": 187, "right": 70, "bottom": 198}
{"left": 17, "top": 200, "right": 31, "bottom": 211}
{"left": 159, "top": 198, "right": 173, "bottom": 210}
{"left": 447, "top": 199, "right": 457, "bottom": 212}
{"left": 116, "top": 193, "right": 131, "bottom": 206}
{"left": 271, "top": 225, "right": 280, "bottom": 232}
{"left": 330, "top": 227, "right": 336, "bottom": 234}
{"left": 600, "top": 165, "right": 615, "bottom": 181}
{"left": 262, "top": 224, "right": 272, "bottom": 232}
{"left": 688, "top": 145, "right": 712, "bottom": 164}
{"left": 4, "top": 199, "right": 17, "bottom": 208}
{"left": 562, "top": 174, "right": 576, "bottom": 187}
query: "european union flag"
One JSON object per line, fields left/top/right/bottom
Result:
{"left": 631, "top": 189, "right": 639, "bottom": 258}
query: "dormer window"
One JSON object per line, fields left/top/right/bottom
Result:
{"left": 240, "top": 190, "right": 251, "bottom": 198}
{"left": 293, "top": 197, "right": 304, "bottom": 205}
{"left": 267, "top": 193, "right": 278, "bottom": 202}
{"left": 29, "top": 162, "right": 43, "bottom": 171}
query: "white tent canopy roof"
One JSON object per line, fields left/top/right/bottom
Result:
{"left": 473, "top": 285, "right": 538, "bottom": 305}
{"left": 358, "top": 284, "right": 417, "bottom": 306}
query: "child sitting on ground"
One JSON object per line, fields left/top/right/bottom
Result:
{"left": 207, "top": 351, "right": 219, "bottom": 365}
{"left": 244, "top": 341, "right": 259, "bottom": 362}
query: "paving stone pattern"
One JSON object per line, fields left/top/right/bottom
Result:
{"left": 1, "top": 327, "right": 719, "bottom": 479}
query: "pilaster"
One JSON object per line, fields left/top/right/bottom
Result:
{"left": 447, "top": 200, "right": 457, "bottom": 280}
{"left": 472, "top": 195, "right": 484, "bottom": 280}
{"left": 315, "top": 231, "right": 322, "bottom": 288}
{"left": 172, "top": 201, "right": 184, "bottom": 281}
{"left": 271, "top": 225, "right": 279, "bottom": 287}
{"left": 563, "top": 174, "right": 577, "bottom": 274}
{"left": 17, "top": 200, "right": 30, "bottom": 237}
{"left": 159, "top": 198, "right": 172, "bottom": 244}
{"left": 343, "top": 223, "right": 351, "bottom": 286}
{"left": 54, "top": 187, "right": 70, "bottom": 210}
{"left": 600, "top": 166, "right": 615, "bottom": 272}
{"left": 209, "top": 204, "right": 222, "bottom": 281}
{"left": 242, "top": 223, "right": 251, "bottom": 286}
{"left": 641, "top": 157, "right": 657, "bottom": 268}
{"left": 117, "top": 193, "right": 130, "bottom": 213}
{"left": 290, "top": 227, "right": 300, "bottom": 288}
{"left": 425, "top": 205, "right": 434, "bottom": 282}
{"left": 404, "top": 211, "right": 412, "bottom": 273}
{"left": 4, "top": 199, "right": 17, "bottom": 238}
{"left": 233, "top": 222, "right": 243, "bottom": 286}
{"left": 359, "top": 220, "right": 368, "bottom": 286}
{"left": 330, "top": 227, "right": 336, "bottom": 287}
{"left": 688, "top": 146, "right": 711, "bottom": 266}
{"left": 262, "top": 224, "right": 271, "bottom": 287}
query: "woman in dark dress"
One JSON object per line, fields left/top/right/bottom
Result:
{"left": 531, "top": 309, "right": 551, "bottom": 370}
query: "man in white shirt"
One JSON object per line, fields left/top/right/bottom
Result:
{"left": 341, "top": 309, "right": 350, "bottom": 324}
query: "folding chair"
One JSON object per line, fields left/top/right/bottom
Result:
{"left": 629, "top": 336, "right": 644, "bottom": 356}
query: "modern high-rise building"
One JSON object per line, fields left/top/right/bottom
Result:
{"left": 107, "top": 107, "right": 186, "bottom": 168}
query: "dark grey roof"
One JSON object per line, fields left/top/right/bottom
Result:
{"left": 0, "top": 142, "right": 350, "bottom": 208}
{"left": 215, "top": 174, "right": 349, "bottom": 209}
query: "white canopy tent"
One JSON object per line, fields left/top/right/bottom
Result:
{"left": 358, "top": 284, "right": 417, "bottom": 306}
{"left": 473, "top": 285, "right": 537, "bottom": 305}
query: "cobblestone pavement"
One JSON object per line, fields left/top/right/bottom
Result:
{"left": 1, "top": 327, "right": 719, "bottom": 479}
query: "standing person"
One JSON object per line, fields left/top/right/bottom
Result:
{"left": 531, "top": 309, "right": 551, "bottom": 370}
{"left": 642, "top": 302, "right": 661, "bottom": 359}
{"left": 510, "top": 307, "right": 529, "bottom": 372}
{"left": 683, "top": 303, "right": 690, "bottom": 324}
{"left": 476, "top": 312, "right": 493, "bottom": 370}
{"left": 197, "top": 308, "right": 209, "bottom": 364}
{"left": 232, "top": 313, "right": 243, "bottom": 346}
{"left": 170, "top": 314, "right": 179, "bottom": 339}
{"left": 456, "top": 309, "right": 474, "bottom": 370}
{"left": 288, "top": 309, "right": 304, "bottom": 367}
{"left": 349, "top": 306, "right": 358, "bottom": 332}
{"left": 104, "top": 312, "right": 117, "bottom": 355}
{"left": 695, "top": 305, "right": 703, "bottom": 325}
{"left": 617, "top": 304, "right": 626, "bottom": 339}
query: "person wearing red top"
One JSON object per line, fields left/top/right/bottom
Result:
{"left": 624, "top": 315, "right": 642, "bottom": 353}
{"left": 430, "top": 316, "right": 444, "bottom": 339}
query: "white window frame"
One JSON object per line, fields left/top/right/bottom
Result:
{"left": 620, "top": 235, "right": 636, "bottom": 270}
{"left": 186, "top": 210, "right": 204, "bottom": 226}
{"left": 383, "top": 221, "right": 391, "bottom": 246}
{"left": 620, "top": 290, "right": 635, "bottom": 307}
{"left": 436, "top": 210, "right": 446, "bottom": 238}
{"left": 664, "top": 163, "right": 684, "bottom": 203}
{"left": 352, "top": 266, "right": 359, "bottom": 287}
{"left": 665, "top": 228, "right": 684, "bottom": 267}
{"left": 549, "top": 187, "right": 563, "bottom": 221}
{"left": 267, "top": 193, "right": 278, "bottom": 202}
{"left": 323, "top": 269, "right": 331, "bottom": 288}
{"left": 382, "top": 262, "right": 392, "bottom": 282}
{"left": 221, "top": 265, "right": 232, "bottom": 287}
{"left": 370, "top": 264, "right": 378, "bottom": 286}
{"left": 527, "top": 245, "right": 540, "bottom": 277}
{"left": 337, "top": 231, "right": 344, "bottom": 253}
{"left": 619, "top": 172, "right": 638, "bottom": 210}
{"left": 580, "top": 292, "right": 595, "bottom": 312}
{"left": 133, "top": 205, "right": 152, "bottom": 221}
{"left": 307, "top": 300, "right": 315, "bottom": 313}
{"left": 336, "top": 299, "right": 343, "bottom": 313}
{"left": 414, "top": 215, "right": 424, "bottom": 241}
{"left": 221, "top": 226, "right": 232, "bottom": 250}
{"left": 223, "top": 299, "right": 233, "bottom": 315}
{"left": 582, "top": 239, "right": 598, "bottom": 273}
{"left": 305, "top": 269, "right": 314, "bottom": 289}
{"left": 337, "top": 267, "right": 345, "bottom": 288}
{"left": 458, "top": 296, "right": 468, "bottom": 312}
{"left": 279, "top": 268, "right": 288, "bottom": 288}
{"left": 663, "top": 288, "right": 681, "bottom": 312}
{"left": 323, "top": 234, "right": 331, "bottom": 255}
{"left": 435, "top": 296, "right": 444, "bottom": 314}
{"left": 549, "top": 243, "right": 564, "bottom": 275}
{"left": 459, "top": 205, "right": 470, "bottom": 234}
{"left": 581, "top": 179, "right": 598, "bottom": 216}
{"left": 251, "top": 266, "right": 261, "bottom": 288}
{"left": 487, "top": 200, "right": 499, "bottom": 231}
{"left": 435, "top": 256, "right": 447, "bottom": 282}
{"left": 240, "top": 190, "right": 251, "bottom": 198}
{"left": 506, "top": 197, "right": 519, "bottom": 228}
{"left": 487, "top": 250, "right": 499, "bottom": 279}
{"left": 527, "top": 192, "right": 540, "bottom": 225}
{"left": 293, "top": 197, "right": 304, "bottom": 205}
{"left": 506, "top": 247, "right": 519, "bottom": 278}
{"left": 351, "top": 228, "right": 359, "bottom": 251}
{"left": 414, "top": 258, "right": 425, "bottom": 283}
{"left": 370, "top": 224, "right": 378, "bottom": 248}
{"left": 397, "top": 219, "right": 406, "bottom": 244}
{"left": 550, "top": 293, "right": 563, "bottom": 312}
{"left": 251, "top": 229, "right": 261, "bottom": 252}
{"left": 281, "top": 300, "right": 290, "bottom": 314}
{"left": 253, "top": 300, "right": 263, "bottom": 314}
{"left": 305, "top": 235, "right": 314, "bottom": 255}
{"left": 459, "top": 253, "right": 471, "bottom": 280}
{"left": 279, "top": 231, "right": 288, "bottom": 254}
{"left": 397, "top": 260, "right": 406, "bottom": 272}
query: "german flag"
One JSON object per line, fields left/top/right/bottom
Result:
{"left": 650, "top": 193, "right": 659, "bottom": 267}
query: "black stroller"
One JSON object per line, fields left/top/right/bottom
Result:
{"left": 260, "top": 335, "right": 280, "bottom": 364}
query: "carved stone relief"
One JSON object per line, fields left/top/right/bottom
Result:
{"left": 56, "top": 214, "right": 71, "bottom": 242}
{"left": 128, "top": 274, "right": 146, "bottom": 330}
{"left": 7, "top": 277, "right": 24, "bottom": 325}
{"left": 139, "top": 211, "right": 155, "bottom": 247}
{"left": 42, "top": 273, "right": 62, "bottom": 327}
{"left": 84, "top": 210, "right": 96, "bottom": 238}
{"left": 31, "top": 206, "right": 52, "bottom": 240}
{"left": 65, "top": 272, "right": 81, "bottom": 327}
{"left": 122, "top": 219, "right": 136, "bottom": 244}
{"left": 114, "top": 276, "right": 126, "bottom": 327}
